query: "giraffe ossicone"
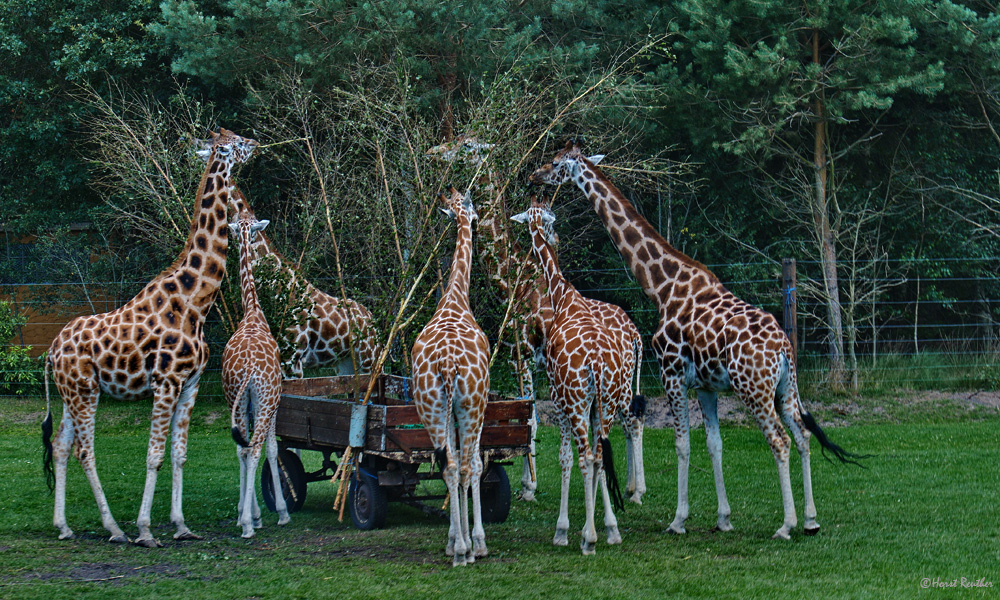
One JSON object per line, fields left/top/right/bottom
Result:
{"left": 530, "top": 140, "right": 868, "bottom": 540}
{"left": 223, "top": 207, "right": 289, "bottom": 538}
{"left": 42, "top": 128, "right": 258, "bottom": 547}
{"left": 411, "top": 186, "right": 491, "bottom": 566}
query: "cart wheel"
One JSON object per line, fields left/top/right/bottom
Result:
{"left": 480, "top": 463, "right": 511, "bottom": 524}
{"left": 261, "top": 448, "right": 307, "bottom": 513}
{"left": 348, "top": 470, "right": 388, "bottom": 530}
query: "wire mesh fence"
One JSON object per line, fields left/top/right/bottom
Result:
{"left": 3, "top": 256, "right": 998, "bottom": 401}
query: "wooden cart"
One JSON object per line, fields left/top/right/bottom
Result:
{"left": 260, "top": 374, "right": 533, "bottom": 530}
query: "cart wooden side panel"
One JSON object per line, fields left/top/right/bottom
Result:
{"left": 276, "top": 375, "right": 532, "bottom": 461}
{"left": 275, "top": 394, "right": 386, "bottom": 451}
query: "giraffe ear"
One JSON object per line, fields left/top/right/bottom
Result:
{"left": 587, "top": 154, "right": 605, "bottom": 165}
{"left": 228, "top": 222, "right": 239, "bottom": 237}
{"left": 541, "top": 211, "right": 556, "bottom": 226}
{"left": 510, "top": 211, "right": 529, "bottom": 224}
{"left": 252, "top": 220, "right": 270, "bottom": 233}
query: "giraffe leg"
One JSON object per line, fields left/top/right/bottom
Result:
{"left": 553, "top": 424, "right": 573, "bottom": 546}
{"left": 745, "top": 397, "right": 796, "bottom": 540}
{"left": 235, "top": 444, "right": 248, "bottom": 526}
{"left": 779, "top": 387, "right": 818, "bottom": 534}
{"left": 267, "top": 427, "right": 291, "bottom": 526}
{"left": 699, "top": 391, "right": 733, "bottom": 532}
{"left": 578, "top": 447, "right": 598, "bottom": 555}
{"left": 70, "top": 396, "right": 129, "bottom": 544}
{"left": 518, "top": 367, "right": 538, "bottom": 502}
{"left": 598, "top": 470, "right": 622, "bottom": 544}
{"left": 443, "top": 449, "right": 469, "bottom": 566}
{"left": 169, "top": 376, "right": 203, "bottom": 541}
{"left": 469, "top": 449, "right": 488, "bottom": 559}
{"left": 458, "top": 463, "right": 474, "bottom": 565}
{"left": 519, "top": 404, "right": 538, "bottom": 502}
{"left": 239, "top": 444, "right": 263, "bottom": 538}
{"left": 622, "top": 412, "right": 646, "bottom": 504}
{"left": 52, "top": 411, "right": 77, "bottom": 540}
{"left": 135, "top": 384, "right": 179, "bottom": 548}
{"left": 665, "top": 380, "right": 690, "bottom": 535}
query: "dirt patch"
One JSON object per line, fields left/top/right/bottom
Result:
{"left": 3, "top": 410, "right": 47, "bottom": 426}
{"left": 21, "top": 561, "right": 183, "bottom": 587}
{"left": 535, "top": 389, "right": 1000, "bottom": 430}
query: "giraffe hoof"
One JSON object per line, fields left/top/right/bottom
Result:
{"left": 519, "top": 490, "right": 537, "bottom": 502}
{"left": 804, "top": 526, "right": 820, "bottom": 536}
{"left": 606, "top": 528, "right": 622, "bottom": 545}
{"left": 57, "top": 531, "right": 76, "bottom": 541}
{"left": 133, "top": 537, "right": 163, "bottom": 548}
{"left": 553, "top": 530, "right": 569, "bottom": 546}
{"left": 174, "top": 530, "right": 203, "bottom": 541}
{"left": 771, "top": 529, "right": 791, "bottom": 541}
{"left": 109, "top": 534, "right": 130, "bottom": 544}
{"left": 713, "top": 519, "right": 733, "bottom": 533}
{"left": 667, "top": 524, "right": 686, "bottom": 535}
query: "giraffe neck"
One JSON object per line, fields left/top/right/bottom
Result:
{"left": 440, "top": 214, "right": 474, "bottom": 311}
{"left": 527, "top": 223, "right": 577, "bottom": 322}
{"left": 237, "top": 231, "right": 262, "bottom": 315}
{"left": 572, "top": 161, "right": 719, "bottom": 305}
{"left": 228, "top": 187, "right": 315, "bottom": 296}
{"left": 146, "top": 153, "right": 234, "bottom": 311}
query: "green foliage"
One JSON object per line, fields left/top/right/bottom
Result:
{"left": 0, "top": 300, "right": 38, "bottom": 395}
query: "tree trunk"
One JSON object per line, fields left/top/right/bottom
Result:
{"left": 812, "top": 30, "right": 846, "bottom": 390}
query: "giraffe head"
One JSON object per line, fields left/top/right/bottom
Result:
{"left": 194, "top": 128, "right": 259, "bottom": 166}
{"left": 528, "top": 140, "right": 604, "bottom": 186}
{"left": 228, "top": 209, "right": 270, "bottom": 246}
{"left": 439, "top": 186, "right": 478, "bottom": 223}
{"left": 509, "top": 194, "right": 557, "bottom": 247}
{"left": 426, "top": 135, "right": 495, "bottom": 165}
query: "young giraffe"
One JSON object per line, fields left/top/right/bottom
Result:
{"left": 225, "top": 184, "right": 381, "bottom": 378}
{"left": 222, "top": 208, "right": 289, "bottom": 538}
{"left": 41, "top": 129, "right": 258, "bottom": 547}
{"left": 410, "top": 187, "right": 491, "bottom": 566}
{"left": 427, "top": 136, "right": 647, "bottom": 504}
{"left": 511, "top": 195, "right": 627, "bottom": 555}
{"left": 530, "top": 141, "right": 866, "bottom": 540}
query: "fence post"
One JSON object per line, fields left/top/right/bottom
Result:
{"left": 781, "top": 258, "right": 797, "bottom": 366}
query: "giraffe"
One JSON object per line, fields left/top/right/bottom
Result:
{"left": 530, "top": 141, "right": 867, "bottom": 540}
{"left": 221, "top": 182, "right": 380, "bottom": 379}
{"left": 410, "top": 187, "right": 491, "bottom": 566}
{"left": 427, "top": 136, "right": 646, "bottom": 504}
{"left": 41, "top": 128, "right": 258, "bottom": 547}
{"left": 222, "top": 208, "right": 289, "bottom": 538}
{"left": 510, "top": 195, "right": 627, "bottom": 555}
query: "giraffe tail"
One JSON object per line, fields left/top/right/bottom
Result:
{"left": 591, "top": 359, "right": 625, "bottom": 511}
{"left": 230, "top": 378, "right": 252, "bottom": 448}
{"left": 42, "top": 353, "right": 54, "bottom": 492}
{"left": 433, "top": 364, "right": 457, "bottom": 474}
{"left": 784, "top": 354, "right": 872, "bottom": 467}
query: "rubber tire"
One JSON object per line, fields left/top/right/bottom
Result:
{"left": 480, "top": 463, "right": 511, "bottom": 524}
{"left": 348, "top": 471, "right": 388, "bottom": 530}
{"left": 261, "top": 448, "right": 307, "bottom": 513}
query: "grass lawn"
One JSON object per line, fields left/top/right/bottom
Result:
{"left": 0, "top": 393, "right": 997, "bottom": 599}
